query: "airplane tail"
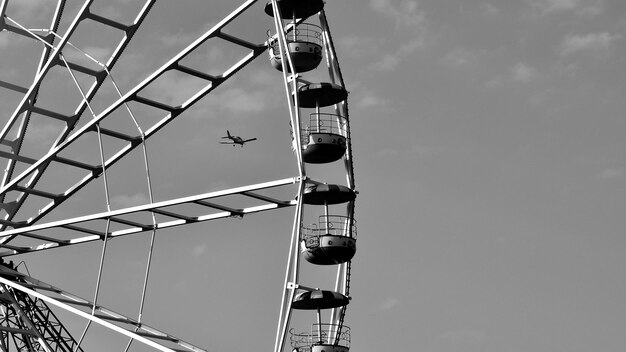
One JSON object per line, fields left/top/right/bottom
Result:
{"left": 227, "top": 130, "right": 231, "bottom": 138}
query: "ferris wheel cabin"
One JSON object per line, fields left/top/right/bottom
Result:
{"left": 268, "top": 24, "right": 323, "bottom": 73}
{"left": 296, "top": 83, "right": 349, "bottom": 164}
{"left": 301, "top": 213, "right": 356, "bottom": 265}
{"left": 265, "top": 0, "right": 325, "bottom": 73}
{"left": 300, "top": 184, "right": 357, "bottom": 265}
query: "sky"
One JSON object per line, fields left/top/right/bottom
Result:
{"left": 1, "top": 0, "right": 626, "bottom": 352}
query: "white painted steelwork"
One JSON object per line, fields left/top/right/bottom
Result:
{"left": 0, "top": 0, "right": 358, "bottom": 351}
{"left": 0, "top": 177, "right": 299, "bottom": 256}
{"left": 268, "top": 3, "right": 357, "bottom": 352}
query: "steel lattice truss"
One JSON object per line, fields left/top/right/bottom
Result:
{"left": 0, "top": 276, "right": 84, "bottom": 352}
{"left": 0, "top": 264, "right": 207, "bottom": 352}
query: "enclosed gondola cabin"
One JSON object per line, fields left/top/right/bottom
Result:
{"left": 268, "top": 23, "right": 323, "bottom": 73}
{"left": 300, "top": 184, "right": 357, "bottom": 265}
{"left": 296, "top": 83, "right": 349, "bottom": 164}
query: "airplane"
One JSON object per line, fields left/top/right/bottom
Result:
{"left": 220, "top": 130, "right": 257, "bottom": 147}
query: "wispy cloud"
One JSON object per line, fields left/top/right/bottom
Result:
{"left": 111, "top": 193, "right": 149, "bottom": 208}
{"left": 511, "top": 62, "right": 539, "bottom": 83}
{"left": 436, "top": 328, "right": 487, "bottom": 343}
{"left": 371, "top": 38, "right": 425, "bottom": 71}
{"left": 530, "top": 0, "right": 604, "bottom": 17}
{"left": 480, "top": 3, "right": 500, "bottom": 16}
{"left": 203, "top": 87, "right": 275, "bottom": 115}
{"left": 144, "top": 74, "right": 208, "bottom": 107}
{"left": 559, "top": 32, "right": 621, "bottom": 58}
{"left": 160, "top": 30, "right": 203, "bottom": 48}
{"left": 486, "top": 62, "right": 539, "bottom": 87}
{"left": 370, "top": 0, "right": 426, "bottom": 32}
{"left": 6, "top": 0, "right": 56, "bottom": 19}
{"left": 192, "top": 243, "right": 208, "bottom": 257}
{"left": 61, "top": 46, "right": 112, "bottom": 67}
{"left": 442, "top": 48, "right": 480, "bottom": 68}
{"left": 349, "top": 81, "right": 393, "bottom": 112}
{"left": 375, "top": 148, "right": 401, "bottom": 158}
{"left": 354, "top": 91, "right": 392, "bottom": 112}
{"left": 598, "top": 167, "right": 626, "bottom": 180}
{"left": 378, "top": 297, "right": 399, "bottom": 310}
{"left": 23, "top": 122, "right": 62, "bottom": 145}
{"left": 367, "top": 0, "right": 430, "bottom": 71}
{"left": 339, "top": 35, "right": 380, "bottom": 59}
{"left": 0, "top": 36, "right": 11, "bottom": 49}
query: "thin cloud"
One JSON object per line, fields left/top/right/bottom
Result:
{"left": 442, "top": 48, "right": 479, "bottom": 68}
{"left": 111, "top": 193, "right": 149, "bottom": 208}
{"left": 511, "top": 62, "right": 539, "bottom": 83}
{"left": 480, "top": 3, "right": 500, "bottom": 16}
{"left": 0, "top": 36, "right": 10, "bottom": 49}
{"left": 370, "top": 0, "right": 426, "bottom": 32}
{"left": 6, "top": 0, "right": 56, "bottom": 19}
{"left": 355, "top": 92, "right": 392, "bottom": 112}
{"left": 61, "top": 46, "right": 112, "bottom": 67}
{"left": 530, "top": 0, "right": 603, "bottom": 17}
{"left": 208, "top": 87, "right": 272, "bottom": 114}
{"left": 144, "top": 74, "right": 208, "bottom": 107}
{"left": 367, "top": 0, "right": 430, "bottom": 71}
{"left": 375, "top": 148, "right": 400, "bottom": 158}
{"left": 371, "top": 38, "right": 425, "bottom": 71}
{"left": 192, "top": 243, "right": 208, "bottom": 257}
{"left": 436, "top": 328, "right": 487, "bottom": 343}
{"left": 160, "top": 30, "right": 203, "bottom": 48}
{"left": 347, "top": 80, "right": 393, "bottom": 113}
{"left": 378, "top": 297, "right": 399, "bottom": 310}
{"left": 23, "top": 122, "right": 62, "bottom": 145}
{"left": 339, "top": 35, "right": 380, "bottom": 59}
{"left": 486, "top": 62, "right": 539, "bottom": 87}
{"left": 559, "top": 32, "right": 621, "bottom": 58}
{"left": 598, "top": 167, "right": 625, "bottom": 180}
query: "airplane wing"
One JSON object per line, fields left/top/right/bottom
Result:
{"left": 244, "top": 138, "right": 257, "bottom": 143}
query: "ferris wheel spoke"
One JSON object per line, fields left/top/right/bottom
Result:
{"left": 0, "top": 177, "right": 300, "bottom": 256}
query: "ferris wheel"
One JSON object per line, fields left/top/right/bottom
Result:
{"left": 0, "top": 0, "right": 357, "bottom": 351}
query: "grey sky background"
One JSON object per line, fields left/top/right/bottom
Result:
{"left": 1, "top": 0, "right": 626, "bottom": 352}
